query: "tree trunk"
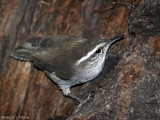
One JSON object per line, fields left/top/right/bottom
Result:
{"left": 0, "top": 0, "right": 160, "bottom": 120}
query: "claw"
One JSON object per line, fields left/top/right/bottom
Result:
{"left": 72, "top": 93, "right": 91, "bottom": 113}
{"left": 77, "top": 93, "right": 91, "bottom": 107}
{"left": 68, "top": 93, "right": 91, "bottom": 107}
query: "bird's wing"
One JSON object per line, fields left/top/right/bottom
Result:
{"left": 11, "top": 35, "right": 88, "bottom": 79}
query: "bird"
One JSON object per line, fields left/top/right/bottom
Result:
{"left": 11, "top": 34, "right": 124, "bottom": 106}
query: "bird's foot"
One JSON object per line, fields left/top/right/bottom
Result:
{"left": 77, "top": 93, "right": 91, "bottom": 107}
{"left": 68, "top": 93, "right": 91, "bottom": 107}
{"left": 72, "top": 93, "right": 91, "bottom": 113}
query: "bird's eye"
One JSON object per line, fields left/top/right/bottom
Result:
{"left": 95, "top": 48, "right": 102, "bottom": 53}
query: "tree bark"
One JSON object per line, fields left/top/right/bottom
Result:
{"left": 0, "top": 0, "right": 160, "bottom": 120}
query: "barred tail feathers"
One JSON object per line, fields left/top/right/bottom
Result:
{"left": 10, "top": 48, "right": 34, "bottom": 61}
{"left": 10, "top": 41, "right": 38, "bottom": 61}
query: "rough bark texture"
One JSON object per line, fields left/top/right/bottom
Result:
{"left": 0, "top": 0, "right": 160, "bottom": 120}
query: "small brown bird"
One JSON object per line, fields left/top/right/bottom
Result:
{"left": 11, "top": 34, "right": 124, "bottom": 106}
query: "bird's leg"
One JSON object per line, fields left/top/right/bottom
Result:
{"left": 59, "top": 85, "right": 81, "bottom": 103}
{"left": 60, "top": 85, "right": 91, "bottom": 107}
{"left": 45, "top": 71, "right": 90, "bottom": 106}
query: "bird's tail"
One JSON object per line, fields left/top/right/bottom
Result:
{"left": 11, "top": 47, "right": 33, "bottom": 61}
{"left": 10, "top": 41, "right": 37, "bottom": 61}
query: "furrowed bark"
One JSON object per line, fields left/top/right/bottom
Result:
{"left": 0, "top": 0, "right": 160, "bottom": 119}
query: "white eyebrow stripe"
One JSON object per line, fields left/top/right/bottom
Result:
{"left": 75, "top": 43, "right": 106, "bottom": 66}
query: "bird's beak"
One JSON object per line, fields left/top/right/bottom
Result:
{"left": 106, "top": 34, "right": 124, "bottom": 45}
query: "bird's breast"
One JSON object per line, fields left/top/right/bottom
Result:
{"left": 71, "top": 56, "right": 106, "bottom": 85}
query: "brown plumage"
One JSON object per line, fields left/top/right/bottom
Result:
{"left": 11, "top": 34, "right": 124, "bottom": 106}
